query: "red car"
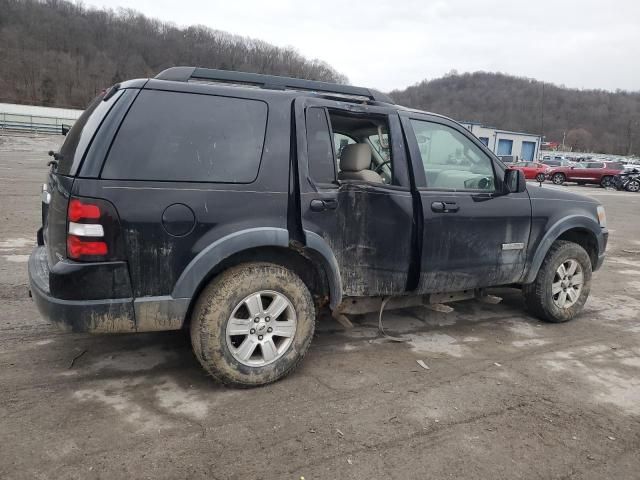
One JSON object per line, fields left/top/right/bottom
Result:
{"left": 546, "top": 161, "right": 624, "bottom": 188}
{"left": 508, "top": 161, "right": 550, "bottom": 182}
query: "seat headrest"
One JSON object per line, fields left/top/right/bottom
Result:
{"left": 340, "top": 144, "right": 371, "bottom": 172}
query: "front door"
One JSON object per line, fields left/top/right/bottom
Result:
{"left": 401, "top": 114, "right": 532, "bottom": 293}
{"left": 295, "top": 98, "right": 415, "bottom": 297}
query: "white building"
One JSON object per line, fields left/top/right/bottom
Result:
{"left": 459, "top": 121, "right": 542, "bottom": 162}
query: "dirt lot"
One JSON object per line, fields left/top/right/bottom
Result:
{"left": 1, "top": 134, "right": 639, "bottom": 480}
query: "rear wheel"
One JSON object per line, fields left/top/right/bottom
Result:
{"left": 523, "top": 241, "right": 592, "bottom": 323}
{"left": 626, "top": 179, "right": 640, "bottom": 192}
{"left": 600, "top": 176, "right": 613, "bottom": 188}
{"left": 552, "top": 173, "right": 565, "bottom": 185}
{"left": 190, "top": 262, "right": 315, "bottom": 387}
{"left": 535, "top": 173, "right": 546, "bottom": 182}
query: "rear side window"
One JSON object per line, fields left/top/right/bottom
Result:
{"left": 102, "top": 90, "right": 268, "bottom": 183}
{"left": 306, "top": 107, "right": 336, "bottom": 184}
{"left": 58, "top": 89, "right": 122, "bottom": 175}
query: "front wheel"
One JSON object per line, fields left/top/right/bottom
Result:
{"left": 600, "top": 176, "right": 613, "bottom": 188}
{"left": 552, "top": 173, "right": 566, "bottom": 185}
{"left": 626, "top": 179, "right": 640, "bottom": 192}
{"left": 522, "top": 241, "right": 592, "bottom": 323}
{"left": 190, "top": 262, "right": 316, "bottom": 387}
{"left": 535, "top": 173, "right": 546, "bottom": 182}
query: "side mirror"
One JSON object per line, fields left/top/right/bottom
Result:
{"left": 504, "top": 168, "right": 526, "bottom": 193}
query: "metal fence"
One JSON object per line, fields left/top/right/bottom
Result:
{"left": 0, "top": 112, "right": 77, "bottom": 134}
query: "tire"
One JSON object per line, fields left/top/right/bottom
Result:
{"left": 600, "top": 176, "right": 612, "bottom": 188}
{"left": 552, "top": 173, "right": 565, "bottom": 185}
{"left": 626, "top": 179, "right": 640, "bottom": 192}
{"left": 190, "top": 262, "right": 315, "bottom": 387}
{"left": 522, "top": 240, "right": 592, "bottom": 323}
{"left": 535, "top": 173, "right": 546, "bottom": 182}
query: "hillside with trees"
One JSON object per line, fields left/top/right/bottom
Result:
{"left": 391, "top": 72, "right": 640, "bottom": 156}
{"left": 1, "top": 2, "right": 638, "bottom": 155}
{"left": 0, "top": 0, "right": 346, "bottom": 108}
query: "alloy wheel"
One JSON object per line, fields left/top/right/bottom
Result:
{"left": 225, "top": 290, "right": 297, "bottom": 366}
{"left": 627, "top": 180, "right": 640, "bottom": 192}
{"left": 551, "top": 259, "right": 583, "bottom": 309}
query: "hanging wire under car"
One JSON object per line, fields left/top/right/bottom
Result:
{"left": 377, "top": 296, "right": 408, "bottom": 342}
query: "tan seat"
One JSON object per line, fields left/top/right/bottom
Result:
{"left": 338, "top": 144, "right": 383, "bottom": 183}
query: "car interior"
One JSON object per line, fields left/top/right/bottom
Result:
{"left": 410, "top": 120, "right": 495, "bottom": 191}
{"left": 326, "top": 110, "right": 394, "bottom": 184}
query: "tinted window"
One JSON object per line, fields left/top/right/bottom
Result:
{"left": 306, "top": 107, "right": 336, "bottom": 184}
{"left": 102, "top": 90, "right": 267, "bottom": 183}
{"left": 410, "top": 120, "right": 495, "bottom": 191}
{"left": 58, "top": 89, "right": 122, "bottom": 175}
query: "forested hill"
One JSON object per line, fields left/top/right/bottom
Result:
{"left": 0, "top": 0, "right": 346, "bottom": 108}
{"left": 391, "top": 72, "right": 640, "bottom": 156}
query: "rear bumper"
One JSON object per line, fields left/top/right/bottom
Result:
{"left": 28, "top": 246, "right": 135, "bottom": 333}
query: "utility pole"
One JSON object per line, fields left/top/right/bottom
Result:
{"left": 540, "top": 82, "right": 545, "bottom": 139}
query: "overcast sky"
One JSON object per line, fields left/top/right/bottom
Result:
{"left": 81, "top": 0, "right": 640, "bottom": 92}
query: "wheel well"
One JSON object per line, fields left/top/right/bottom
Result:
{"left": 183, "top": 246, "right": 330, "bottom": 327}
{"left": 557, "top": 228, "right": 599, "bottom": 268}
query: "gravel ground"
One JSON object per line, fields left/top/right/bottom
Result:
{"left": 1, "top": 133, "right": 639, "bottom": 479}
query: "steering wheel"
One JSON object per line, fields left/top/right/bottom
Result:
{"left": 477, "top": 176, "right": 493, "bottom": 190}
{"left": 374, "top": 160, "right": 392, "bottom": 174}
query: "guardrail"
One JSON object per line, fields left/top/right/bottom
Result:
{"left": 0, "top": 112, "right": 75, "bottom": 135}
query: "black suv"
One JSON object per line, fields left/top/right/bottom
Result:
{"left": 29, "top": 67, "right": 608, "bottom": 386}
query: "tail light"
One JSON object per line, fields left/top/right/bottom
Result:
{"left": 66, "top": 197, "right": 121, "bottom": 261}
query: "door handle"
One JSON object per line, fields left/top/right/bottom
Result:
{"left": 322, "top": 199, "right": 338, "bottom": 210}
{"left": 310, "top": 199, "right": 338, "bottom": 212}
{"left": 431, "top": 201, "right": 459, "bottom": 213}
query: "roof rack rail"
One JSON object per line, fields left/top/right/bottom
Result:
{"left": 155, "top": 66, "right": 395, "bottom": 104}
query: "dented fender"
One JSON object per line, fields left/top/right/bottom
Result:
{"left": 303, "top": 230, "right": 343, "bottom": 309}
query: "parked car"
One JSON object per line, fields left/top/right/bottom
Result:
{"left": 541, "top": 158, "right": 573, "bottom": 168}
{"left": 28, "top": 67, "right": 609, "bottom": 386}
{"left": 546, "top": 161, "right": 624, "bottom": 188}
{"left": 509, "top": 161, "right": 551, "bottom": 182}
{"left": 613, "top": 170, "right": 640, "bottom": 192}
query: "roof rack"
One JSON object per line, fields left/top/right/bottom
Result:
{"left": 155, "top": 66, "right": 395, "bottom": 104}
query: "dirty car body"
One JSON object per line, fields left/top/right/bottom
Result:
{"left": 28, "top": 67, "right": 609, "bottom": 385}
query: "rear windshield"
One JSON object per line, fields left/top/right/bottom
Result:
{"left": 58, "top": 89, "right": 122, "bottom": 175}
{"left": 101, "top": 90, "right": 268, "bottom": 183}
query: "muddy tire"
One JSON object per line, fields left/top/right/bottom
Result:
{"left": 600, "top": 176, "right": 612, "bottom": 188}
{"left": 552, "top": 173, "right": 565, "bottom": 185}
{"left": 522, "top": 241, "right": 592, "bottom": 323}
{"left": 190, "top": 262, "right": 315, "bottom": 387}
